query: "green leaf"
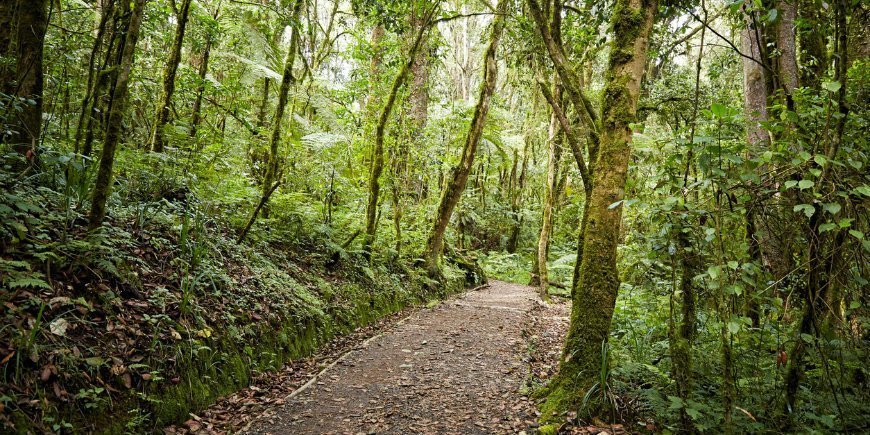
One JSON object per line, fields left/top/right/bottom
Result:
{"left": 7, "top": 277, "right": 51, "bottom": 290}
{"left": 822, "top": 81, "right": 841, "bottom": 93}
{"left": 784, "top": 180, "right": 797, "bottom": 189}
{"left": 819, "top": 223, "right": 837, "bottom": 233}
{"left": 849, "top": 301, "right": 861, "bottom": 309}
{"left": 800, "top": 333, "right": 814, "bottom": 343}
{"left": 727, "top": 320, "right": 740, "bottom": 334}
{"left": 798, "top": 179, "right": 814, "bottom": 190}
{"left": 707, "top": 265, "right": 722, "bottom": 280}
{"left": 822, "top": 203, "right": 841, "bottom": 215}
{"left": 853, "top": 185, "right": 870, "bottom": 197}
{"left": 793, "top": 204, "right": 815, "bottom": 218}
{"left": 813, "top": 155, "right": 827, "bottom": 166}
{"left": 710, "top": 103, "right": 727, "bottom": 118}
{"left": 849, "top": 230, "right": 864, "bottom": 240}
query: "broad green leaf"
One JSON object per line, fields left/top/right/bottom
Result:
{"left": 798, "top": 179, "right": 814, "bottom": 189}
{"left": 822, "top": 203, "right": 841, "bottom": 215}
{"left": 819, "top": 223, "right": 836, "bottom": 233}
{"left": 849, "top": 230, "right": 864, "bottom": 240}
{"left": 793, "top": 204, "right": 815, "bottom": 218}
{"left": 822, "top": 81, "right": 841, "bottom": 93}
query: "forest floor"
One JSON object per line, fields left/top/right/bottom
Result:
{"left": 165, "top": 280, "right": 624, "bottom": 434}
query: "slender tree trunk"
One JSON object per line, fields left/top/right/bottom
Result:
{"left": 149, "top": 0, "right": 193, "bottom": 152}
{"left": 538, "top": 0, "right": 657, "bottom": 421}
{"left": 190, "top": 4, "right": 221, "bottom": 138}
{"left": 256, "top": 78, "right": 271, "bottom": 129}
{"left": 362, "top": 8, "right": 433, "bottom": 259}
{"left": 1, "top": 0, "right": 50, "bottom": 167}
{"left": 797, "top": 0, "right": 828, "bottom": 89}
{"left": 421, "top": 0, "right": 508, "bottom": 278}
{"left": 89, "top": 0, "right": 147, "bottom": 229}
{"left": 73, "top": 0, "right": 114, "bottom": 154}
{"left": 536, "top": 104, "right": 563, "bottom": 301}
{"left": 238, "top": 0, "right": 303, "bottom": 243}
{"left": 361, "top": 24, "right": 385, "bottom": 117}
{"left": 507, "top": 141, "right": 529, "bottom": 253}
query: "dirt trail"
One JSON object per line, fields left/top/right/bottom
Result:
{"left": 243, "top": 280, "right": 541, "bottom": 434}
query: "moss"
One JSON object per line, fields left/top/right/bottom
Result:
{"left": 538, "top": 424, "right": 560, "bottom": 435}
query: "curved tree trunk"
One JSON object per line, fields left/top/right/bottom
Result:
{"left": 150, "top": 0, "right": 193, "bottom": 152}
{"left": 537, "top": 0, "right": 657, "bottom": 421}
{"left": 421, "top": 0, "right": 508, "bottom": 278}
{"left": 362, "top": 7, "right": 434, "bottom": 260}
{"left": 89, "top": 0, "right": 147, "bottom": 229}
{"left": 238, "top": 0, "right": 303, "bottom": 243}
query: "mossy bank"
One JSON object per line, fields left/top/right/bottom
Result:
{"left": 0, "top": 185, "right": 479, "bottom": 433}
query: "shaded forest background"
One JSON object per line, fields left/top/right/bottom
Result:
{"left": 1, "top": 0, "right": 868, "bottom": 432}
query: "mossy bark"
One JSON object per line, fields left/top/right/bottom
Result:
{"left": 422, "top": 0, "right": 508, "bottom": 278}
{"left": 150, "top": 0, "right": 193, "bottom": 152}
{"left": 538, "top": 0, "right": 656, "bottom": 421}
{"left": 238, "top": 0, "right": 302, "bottom": 243}
{"left": 88, "top": 0, "right": 146, "bottom": 229}
{"left": 190, "top": 6, "right": 220, "bottom": 138}
{"left": 536, "top": 102, "right": 563, "bottom": 301}
{"left": 73, "top": 0, "right": 114, "bottom": 155}
{"left": 0, "top": 0, "right": 49, "bottom": 167}
{"left": 362, "top": 11, "right": 432, "bottom": 260}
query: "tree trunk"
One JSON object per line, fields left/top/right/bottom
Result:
{"left": 362, "top": 8, "right": 433, "bottom": 260}
{"left": 89, "top": 0, "right": 147, "bottom": 229}
{"left": 238, "top": 0, "right": 303, "bottom": 243}
{"left": 741, "top": 24, "right": 769, "bottom": 148}
{"left": 775, "top": 0, "right": 799, "bottom": 92}
{"left": 797, "top": 0, "right": 828, "bottom": 89}
{"left": 538, "top": 0, "right": 657, "bottom": 421}
{"left": 536, "top": 103, "right": 563, "bottom": 301}
{"left": 507, "top": 141, "right": 529, "bottom": 253}
{"left": 73, "top": 0, "right": 114, "bottom": 154}
{"left": 150, "top": 0, "right": 193, "bottom": 152}
{"left": 421, "top": 0, "right": 508, "bottom": 278}
{"left": 190, "top": 4, "right": 221, "bottom": 138}
{"left": 1, "top": 0, "right": 50, "bottom": 167}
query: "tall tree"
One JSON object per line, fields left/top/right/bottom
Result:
{"left": 190, "top": 1, "right": 222, "bottom": 138}
{"left": 1, "top": 0, "right": 50, "bottom": 166}
{"left": 238, "top": 0, "right": 303, "bottom": 243}
{"left": 361, "top": 2, "right": 435, "bottom": 259}
{"left": 150, "top": 0, "right": 193, "bottom": 152}
{"left": 89, "top": 0, "right": 148, "bottom": 228}
{"left": 421, "top": 0, "right": 508, "bottom": 278}
{"left": 536, "top": 0, "right": 657, "bottom": 420}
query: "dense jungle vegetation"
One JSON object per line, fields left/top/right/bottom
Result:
{"left": 1, "top": 0, "right": 868, "bottom": 432}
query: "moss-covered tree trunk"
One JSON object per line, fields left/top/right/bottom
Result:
{"left": 150, "top": 0, "right": 193, "bottom": 152}
{"left": 538, "top": 0, "right": 657, "bottom": 421}
{"left": 362, "top": 7, "right": 433, "bottom": 260}
{"left": 73, "top": 0, "right": 114, "bottom": 154}
{"left": 238, "top": 0, "right": 302, "bottom": 243}
{"left": 0, "top": 0, "right": 49, "bottom": 167}
{"left": 421, "top": 0, "right": 508, "bottom": 278}
{"left": 190, "top": 4, "right": 220, "bottom": 138}
{"left": 536, "top": 105, "right": 563, "bottom": 300}
{"left": 88, "top": 0, "right": 147, "bottom": 229}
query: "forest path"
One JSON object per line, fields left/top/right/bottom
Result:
{"left": 243, "top": 280, "right": 541, "bottom": 434}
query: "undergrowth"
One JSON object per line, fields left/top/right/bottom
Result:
{"left": 0, "top": 152, "right": 468, "bottom": 433}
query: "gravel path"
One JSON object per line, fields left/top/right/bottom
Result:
{"left": 243, "top": 280, "right": 539, "bottom": 434}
